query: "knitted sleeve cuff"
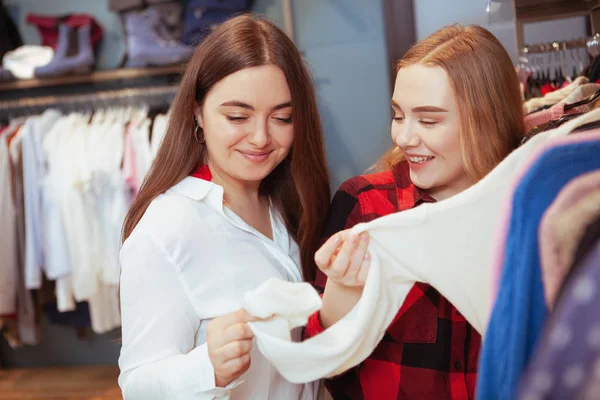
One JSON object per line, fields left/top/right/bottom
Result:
{"left": 305, "top": 310, "right": 326, "bottom": 338}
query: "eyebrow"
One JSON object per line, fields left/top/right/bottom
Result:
{"left": 412, "top": 106, "right": 448, "bottom": 113}
{"left": 391, "top": 100, "right": 447, "bottom": 113}
{"left": 220, "top": 101, "right": 292, "bottom": 111}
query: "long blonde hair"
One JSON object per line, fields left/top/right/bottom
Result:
{"left": 375, "top": 24, "right": 525, "bottom": 182}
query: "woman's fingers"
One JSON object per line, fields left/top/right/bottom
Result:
{"left": 345, "top": 233, "right": 369, "bottom": 284}
{"left": 315, "top": 229, "right": 372, "bottom": 287}
{"left": 355, "top": 251, "right": 371, "bottom": 286}
{"left": 328, "top": 232, "right": 360, "bottom": 279}
{"left": 218, "top": 339, "right": 253, "bottom": 363}
{"left": 314, "top": 232, "right": 343, "bottom": 270}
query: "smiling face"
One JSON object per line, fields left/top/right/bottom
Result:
{"left": 196, "top": 64, "right": 294, "bottom": 188}
{"left": 391, "top": 63, "right": 472, "bottom": 201}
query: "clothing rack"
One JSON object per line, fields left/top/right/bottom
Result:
{"left": 0, "top": 85, "right": 178, "bottom": 120}
{"left": 522, "top": 37, "right": 589, "bottom": 55}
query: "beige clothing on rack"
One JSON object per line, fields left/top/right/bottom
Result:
{"left": 524, "top": 76, "right": 589, "bottom": 113}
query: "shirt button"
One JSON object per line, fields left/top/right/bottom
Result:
{"left": 454, "top": 361, "right": 462, "bottom": 370}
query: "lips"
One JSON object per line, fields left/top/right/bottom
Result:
{"left": 238, "top": 150, "right": 273, "bottom": 162}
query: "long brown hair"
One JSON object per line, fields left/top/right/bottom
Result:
{"left": 122, "top": 15, "right": 330, "bottom": 282}
{"left": 376, "top": 24, "right": 525, "bottom": 181}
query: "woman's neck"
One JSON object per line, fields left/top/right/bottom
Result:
{"left": 208, "top": 162, "right": 273, "bottom": 238}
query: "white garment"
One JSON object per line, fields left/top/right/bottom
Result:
{"left": 22, "top": 110, "right": 64, "bottom": 290}
{"left": 2, "top": 45, "right": 54, "bottom": 79}
{"left": 560, "top": 83, "right": 600, "bottom": 106}
{"left": 48, "top": 114, "right": 121, "bottom": 333}
{"left": 86, "top": 113, "right": 129, "bottom": 285}
{"left": 118, "top": 176, "right": 319, "bottom": 400}
{"left": 132, "top": 117, "right": 153, "bottom": 183}
{"left": 150, "top": 113, "right": 168, "bottom": 159}
{"left": 241, "top": 109, "right": 600, "bottom": 384}
{"left": 42, "top": 114, "right": 80, "bottom": 312}
{"left": 0, "top": 133, "right": 17, "bottom": 314}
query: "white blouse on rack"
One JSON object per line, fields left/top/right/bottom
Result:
{"left": 118, "top": 175, "right": 319, "bottom": 400}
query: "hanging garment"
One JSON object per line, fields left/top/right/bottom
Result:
{"left": 0, "top": 132, "right": 17, "bottom": 315}
{"left": 85, "top": 114, "right": 129, "bottom": 286}
{"left": 53, "top": 114, "right": 120, "bottom": 333}
{"left": 118, "top": 165, "right": 319, "bottom": 400}
{"left": 238, "top": 111, "right": 600, "bottom": 385}
{"left": 570, "top": 215, "right": 600, "bottom": 282}
{"left": 22, "top": 110, "right": 64, "bottom": 290}
{"left": 150, "top": 113, "right": 167, "bottom": 159}
{"left": 491, "top": 119, "right": 600, "bottom": 309}
{"left": 477, "top": 131, "right": 600, "bottom": 400}
{"left": 518, "top": 240, "right": 600, "bottom": 400}
{"left": 132, "top": 117, "right": 153, "bottom": 183}
{"left": 539, "top": 170, "right": 600, "bottom": 308}
{"left": 524, "top": 76, "right": 589, "bottom": 114}
{"left": 524, "top": 102, "right": 581, "bottom": 132}
{"left": 8, "top": 127, "right": 38, "bottom": 345}
{"left": 39, "top": 114, "right": 82, "bottom": 313}
{"left": 562, "top": 83, "right": 600, "bottom": 106}
{"left": 122, "top": 121, "right": 139, "bottom": 196}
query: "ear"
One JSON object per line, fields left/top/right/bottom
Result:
{"left": 193, "top": 102, "right": 203, "bottom": 129}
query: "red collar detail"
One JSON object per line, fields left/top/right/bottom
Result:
{"left": 190, "top": 164, "right": 213, "bottom": 181}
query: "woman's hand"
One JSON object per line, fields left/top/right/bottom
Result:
{"left": 314, "top": 230, "right": 371, "bottom": 288}
{"left": 207, "top": 309, "right": 256, "bottom": 388}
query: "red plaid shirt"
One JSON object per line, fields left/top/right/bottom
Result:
{"left": 305, "top": 161, "right": 481, "bottom": 400}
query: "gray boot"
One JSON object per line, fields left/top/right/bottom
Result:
{"left": 34, "top": 23, "right": 94, "bottom": 78}
{"left": 124, "top": 8, "right": 193, "bottom": 68}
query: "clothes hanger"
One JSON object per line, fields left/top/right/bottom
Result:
{"left": 564, "top": 88, "right": 600, "bottom": 111}
{"left": 572, "top": 118, "right": 600, "bottom": 133}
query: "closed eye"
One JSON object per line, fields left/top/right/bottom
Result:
{"left": 226, "top": 116, "right": 248, "bottom": 123}
{"left": 274, "top": 117, "right": 293, "bottom": 124}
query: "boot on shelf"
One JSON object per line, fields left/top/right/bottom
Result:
{"left": 34, "top": 23, "right": 95, "bottom": 78}
{"left": 150, "top": 1, "right": 183, "bottom": 41}
{"left": 123, "top": 8, "right": 193, "bottom": 68}
{"left": 182, "top": 0, "right": 253, "bottom": 46}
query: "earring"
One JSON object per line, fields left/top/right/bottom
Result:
{"left": 194, "top": 124, "right": 205, "bottom": 144}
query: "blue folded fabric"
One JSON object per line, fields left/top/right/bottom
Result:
{"left": 477, "top": 135, "right": 600, "bottom": 399}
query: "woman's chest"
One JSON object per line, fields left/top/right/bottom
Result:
{"left": 175, "top": 219, "right": 303, "bottom": 319}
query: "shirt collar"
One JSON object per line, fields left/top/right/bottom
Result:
{"left": 169, "top": 165, "right": 225, "bottom": 212}
{"left": 392, "top": 161, "right": 436, "bottom": 209}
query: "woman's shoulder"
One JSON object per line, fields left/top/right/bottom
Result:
{"left": 335, "top": 167, "right": 399, "bottom": 198}
{"left": 127, "top": 192, "right": 216, "bottom": 252}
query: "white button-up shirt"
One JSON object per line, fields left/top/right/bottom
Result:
{"left": 118, "top": 173, "right": 319, "bottom": 400}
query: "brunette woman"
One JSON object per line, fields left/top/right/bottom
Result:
{"left": 118, "top": 15, "right": 330, "bottom": 400}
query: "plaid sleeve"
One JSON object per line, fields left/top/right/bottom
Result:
{"left": 305, "top": 179, "right": 364, "bottom": 338}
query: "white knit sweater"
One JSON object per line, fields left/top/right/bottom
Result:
{"left": 243, "top": 109, "right": 600, "bottom": 384}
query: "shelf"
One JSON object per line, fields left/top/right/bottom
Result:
{"left": 516, "top": 1, "right": 591, "bottom": 22}
{"left": 0, "top": 65, "right": 184, "bottom": 92}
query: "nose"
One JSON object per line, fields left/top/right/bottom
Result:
{"left": 392, "top": 119, "right": 421, "bottom": 149}
{"left": 247, "top": 119, "right": 271, "bottom": 148}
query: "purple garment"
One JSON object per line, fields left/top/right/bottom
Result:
{"left": 519, "top": 239, "right": 600, "bottom": 400}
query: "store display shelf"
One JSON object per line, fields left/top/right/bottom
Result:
{"left": 0, "top": 65, "right": 184, "bottom": 92}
